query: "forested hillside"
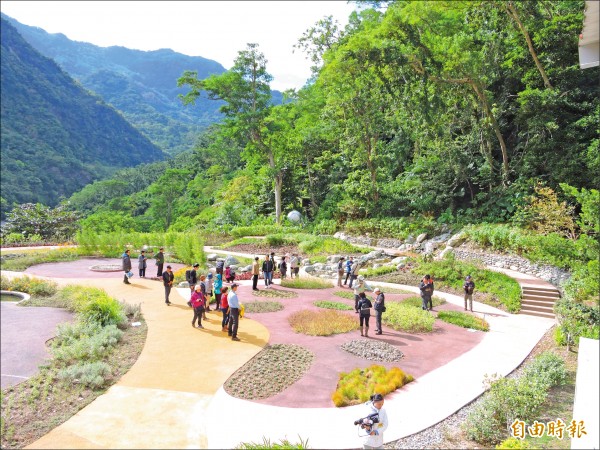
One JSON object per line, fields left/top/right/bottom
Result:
{"left": 0, "top": 18, "right": 165, "bottom": 210}
{"left": 3, "top": 13, "right": 284, "bottom": 155}
{"left": 69, "top": 1, "right": 597, "bottom": 236}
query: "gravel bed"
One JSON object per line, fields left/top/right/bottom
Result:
{"left": 340, "top": 339, "right": 404, "bottom": 362}
{"left": 224, "top": 344, "right": 314, "bottom": 400}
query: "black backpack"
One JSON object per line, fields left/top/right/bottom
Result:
{"left": 185, "top": 269, "right": 193, "bottom": 283}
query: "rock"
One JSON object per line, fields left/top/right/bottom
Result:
{"left": 436, "top": 247, "right": 454, "bottom": 260}
{"left": 327, "top": 254, "right": 343, "bottom": 263}
{"left": 224, "top": 255, "right": 240, "bottom": 266}
{"left": 510, "top": 265, "right": 519, "bottom": 271}
{"left": 405, "top": 235, "right": 416, "bottom": 244}
{"left": 391, "top": 256, "right": 408, "bottom": 265}
{"left": 206, "top": 253, "right": 218, "bottom": 261}
{"left": 431, "top": 231, "right": 452, "bottom": 243}
{"left": 495, "top": 261, "right": 505, "bottom": 267}
{"left": 447, "top": 232, "right": 467, "bottom": 248}
{"left": 304, "top": 265, "right": 315, "bottom": 273}
{"left": 301, "top": 259, "right": 311, "bottom": 266}
{"left": 416, "top": 233, "right": 428, "bottom": 243}
{"left": 396, "top": 263, "right": 406, "bottom": 270}
{"left": 373, "top": 264, "right": 381, "bottom": 269}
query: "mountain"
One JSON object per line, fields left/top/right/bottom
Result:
{"left": 0, "top": 18, "right": 165, "bottom": 208}
{"left": 3, "top": 13, "right": 227, "bottom": 154}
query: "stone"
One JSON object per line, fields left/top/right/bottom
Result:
{"left": 301, "top": 259, "right": 311, "bottom": 266}
{"left": 436, "top": 247, "right": 454, "bottom": 260}
{"left": 391, "top": 256, "right": 408, "bottom": 265}
{"left": 416, "top": 233, "right": 428, "bottom": 243}
{"left": 396, "top": 263, "right": 406, "bottom": 270}
{"left": 206, "top": 253, "right": 218, "bottom": 261}
{"left": 224, "top": 255, "right": 240, "bottom": 266}
{"left": 447, "top": 232, "right": 467, "bottom": 248}
{"left": 304, "top": 265, "right": 315, "bottom": 273}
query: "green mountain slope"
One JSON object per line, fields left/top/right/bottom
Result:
{"left": 3, "top": 13, "right": 226, "bottom": 154}
{"left": 0, "top": 18, "right": 165, "bottom": 207}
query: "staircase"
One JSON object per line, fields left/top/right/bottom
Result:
{"left": 520, "top": 285, "right": 560, "bottom": 319}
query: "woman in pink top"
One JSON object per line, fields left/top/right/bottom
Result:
{"left": 190, "top": 284, "right": 206, "bottom": 329}
{"left": 220, "top": 286, "right": 229, "bottom": 331}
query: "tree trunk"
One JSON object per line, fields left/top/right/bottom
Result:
{"left": 266, "top": 147, "right": 282, "bottom": 224}
{"left": 506, "top": 2, "right": 553, "bottom": 89}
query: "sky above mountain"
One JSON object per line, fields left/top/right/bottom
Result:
{"left": 0, "top": 1, "right": 359, "bottom": 91}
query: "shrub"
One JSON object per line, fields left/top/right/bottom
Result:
{"left": 57, "top": 361, "right": 112, "bottom": 388}
{"left": 51, "top": 324, "right": 124, "bottom": 364}
{"left": 496, "top": 437, "right": 535, "bottom": 449}
{"left": 464, "top": 352, "right": 567, "bottom": 445}
{"left": 312, "top": 219, "right": 337, "bottom": 235}
{"left": 359, "top": 266, "right": 398, "bottom": 277}
{"left": 281, "top": 277, "right": 332, "bottom": 289}
{"left": 436, "top": 311, "right": 490, "bottom": 331}
{"left": 296, "top": 235, "right": 367, "bottom": 257}
{"left": 554, "top": 298, "right": 600, "bottom": 345}
{"left": 401, "top": 296, "right": 445, "bottom": 309}
{"left": 230, "top": 224, "right": 302, "bottom": 238}
{"left": 288, "top": 310, "right": 359, "bottom": 336}
{"left": 314, "top": 300, "right": 353, "bottom": 310}
{"left": 244, "top": 301, "right": 284, "bottom": 313}
{"left": 383, "top": 302, "right": 435, "bottom": 333}
{"left": 70, "top": 287, "right": 127, "bottom": 327}
{"left": 0, "top": 275, "right": 58, "bottom": 297}
{"left": 119, "top": 301, "right": 142, "bottom": 321}
{"left": 332, "top": 365, "right": 414, "bottom": 407}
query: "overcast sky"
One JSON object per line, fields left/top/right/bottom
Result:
{"left": 1, "top": 1, "right": 358, "bottom": 91}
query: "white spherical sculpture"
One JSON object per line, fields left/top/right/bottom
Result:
{"left": 287, "top": 210, "right": 302, "bottom": 223}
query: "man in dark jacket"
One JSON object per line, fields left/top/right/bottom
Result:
{"left": 419, "top": 274, "right": 435, "bottom": 311}
{"left": 122, "top": 249, "right": 132, "bottom": 284}
{"left": 162, "top": 265, "right": 174, "bottom": 305}
{"left": 155, "top": 247, "right": 165, "bottom": 278}
{"left": 262, "top": 254, "right": 274, "bottom": 288}
{"left": 373, "top": 287, "right": 386, "bottom": 335}
{"left": 463, "top": 275, "right": 475, "bottom": 312}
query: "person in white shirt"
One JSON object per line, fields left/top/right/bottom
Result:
{"left": 360, "top": 393, "right": 388, "bottom": 449}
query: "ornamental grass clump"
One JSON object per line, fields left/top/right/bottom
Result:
{"left": 314, "top": 300, "right": 353, "bottom": 310}
{"left": 437, "top": 311, "right": 489, "bottom": 331}
{"left": 57, "top": 361, "right": 112, "bottom": 388}
{"left": 383, "top": 302, "right": 435, "bottom": 333}
{"left": 288, "top": 310, "right": 359, "bottom": 336}
{"left": 0, "top": 275, "right": 58, "bottom": 297}
{"left": 244, "top": 301, "right": 284, "bottom": 313}
{"left": 331, "top": 365, "right": 414, "bottom": 407}
{"left": 281, "top": 277, "right": 332, "bottom": 289}
{"left": 401, "top": 296, "right": 446, "bottom": 309}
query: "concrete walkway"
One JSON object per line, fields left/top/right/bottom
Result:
{"left": 2, "top": 250, "right": 557, "bottom": 449}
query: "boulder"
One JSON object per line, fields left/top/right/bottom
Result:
{"left": 391, "top": 256, "right": 408, "bottom": 265}
{"left": 302, "top": 259, "right": 311, "bottom": 266}
{"left": 447, "top": 232, "right": 467, "bottom": 248}
{"left": 328, "top": 254, "right": 343, "bottom": 263}
{"left": 436, "top": 247, "right": 454, "bottom": 260}
{"left": 206, "top": 253, "right": 218, "bottom": 261}
{"left": 304, "top": 265, "right": 315, "bottom": 273}
{"left": 224, "top": 255, "right": 240, "bottom": 266}
{"left": 405, "top": 235, "right": 416, "bottom": 244}
{"left": 416, "top": 233, "right": 428, "bottom": 243}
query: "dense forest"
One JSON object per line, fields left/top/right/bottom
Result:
{"left": 62, "top": 0, "right": 597, "bottom": 235}
{"left": 0, "top": 18, "right": 165, "bottom": 211}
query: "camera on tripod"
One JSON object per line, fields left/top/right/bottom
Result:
{"left": 353, "top": 412, "right": 380, "bottom": 431}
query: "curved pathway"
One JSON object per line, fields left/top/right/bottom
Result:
{"left": 0, "top": 247, "right": 555, "bottom": 449}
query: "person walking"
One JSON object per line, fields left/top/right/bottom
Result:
{"left": 349, "top": 259, "right": 360, "bottom": 289}
{"left": 162, "top": 265, "right": 174, "bottom": 305}
{"left": 359, "top": 393, "right": 389, "bottom": 449}
{"left": 353, "top": 275, "right": 366, "bottom": 313}
{"left": 188, "top": 263, "right": 200, "bottom": 294}
{"left": 279, "top": 256, "right": 288, "bottom": 280}
{"left": 214, "top": 272, "right": 223, "bottom": 312}
{"left": 252, "top": 257, "right": 260, "bottom": 290}
{"left": 373, "top": 288, "right": 386, "bottom": 335}
{"left": 138, "top": 250, "right": 147, "bottom": 278}
{"left": 357, "top": 292, "right": 372, "bottom": 337}
{"left": 344, "top": 256, "right": 354, "bottom": 286}
{"left": 289, "top": 254, "right": 299, "bottom": 279}
{"left": 463, "top": 275, "right": 475, "bottom": 312}
{"left": 262, "top": 254, "right": 274, "bottom": 288}
{"left": 155, "top": 247, "right": 165, "bottom": 278}
{"left": 337, "top": 257, "right": 345, "bottom": 287}
{"left": 220, "top": 286, "right": 230, "bottom": 331}
{"left": 227, "top": 283, "right": 241, "bottom": 341}
{"left": 205, "top": 273, "right": 214, "bottom": 311}
{"left": 122, "top": 249, "right": 132, "bottom": 284}
{"left": 190, "top": 284, "right": 206, "bottom": 328}
{"left": 419, "top": 274, "right": 435, "bottom": 311}
{"left": 198, "top": 274, "right": 209, "bottom": 320}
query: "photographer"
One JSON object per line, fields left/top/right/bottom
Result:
{"left": 359, "top": 393, "right": 388, "bottom": 449}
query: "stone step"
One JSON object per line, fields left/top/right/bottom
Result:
{"left": 521, "top": 303, "right": 555, "bottom": 315}
{"left": 519, "top": 308, "right": 556, "bottom": 319}
{"left": 522, "top": 293, "right": 560, "bottom": 302}
{"left": 522, "top": 298, "right": 557, "bottom": 308}
{"left": 522, "top": 286, "right": 561, "bottom": 296}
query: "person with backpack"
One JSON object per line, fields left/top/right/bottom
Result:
{"left": 186, "top": 263, "right": 199, "bottom": 294}
{"left": 122, "top": 249, "right": 132, "bottom": 285}
{"left": 289, "top": 254, "right": 299, "bottom": 279}
{"left": 190, "top": 284, "right": 206, "bottom": 329}
{"left": 419, "top": 274, "right": 435, "bottom": 311}
{"left": 214, "top": 272, "right": 223, "bottom": 311}
{"left": 225, "top": 266, "right": 236, "bottom": 283}
{"left": 357, "top": 292, "right": 372, "bottom": 337}
{"left": 344, "top": 256, "right": 353, "bottom": 286}
{"left": 279, "top": 256, "right": 287, "bottom": 280}
{"left": 373, "top": 287, "right": 386, "bottom": 335}
{"left": 215, "top": 260, "right": 224, "bottom": 275}
{"left": 337, "top": 257, "right": 345, "bottom": 287}
{"left": 463, "top": 275, "right": 475, "bottom": 312}
{"left": 138, "top": 250, "right": 147, "bottom": 278}
{"left": 353, "top": 276, "right": 366, "bottom": 313}
{"left": 220, "top": 286, "right": 229, "bottom": 331}
{"left": 349, "top": 259, "right": 360, "bottom": 289}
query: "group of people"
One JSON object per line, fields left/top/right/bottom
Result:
{"left": 251, "top": 252, "right": 300, "bottom": 290}
{"left": 337, "top": 256, "right": 362, "bottom": 289}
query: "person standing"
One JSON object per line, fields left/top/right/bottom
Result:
{"left": 214, "top": 272, "right": 223, "bottom": 312}
{"left": 419, "top": 274, "right": 435, "bottom": 311}
{"left": 353, "top": 276, "right": 366, "bottom": 313}
{"left": 289, "top": 254, "right": 298, "bottom": 279}
{"left": 138, "top": 250, "right": 147, "bottom": 278}
{"left": 220, "top": 286, "right": 230, "bottom": 331}
{"left": 155, "top": 247, "right": 165, "bottom": 278}
{"left": 463, "top": 275, "right": 475, "bottom": 312}
{"left": 337, "top": 257, "right": 345, "bottom": 287}
{"left": 227, "top": 283, "right": 241, "bottom": 341}
{"left": 279, "top": 256, "right": 287, "bottom": 280}
{"left": 188, "top": 263, "right": 200, "bottom": 294}
{"left": 205, "top": 273, "right": 214, "bottom": 311}
{"left": 357, "top": 292, "right": 372, "bottom": 337}
{"left": 373, "top": 288, "right": 385, "bottom": 335}
{"left": 122, "top": 249, "right": 132, "bottom": 284}
{"left": 162, "top": 265, "right": 174, "bottom": 305}
{"left": 252, "top": 257, "right": 260, "bottom": 291}
{"left": 349, "top": 260, "right": 360, "bottom": 289}
{"left": 190, "top": 284, "right": 206, "bottom": 328}
{"left": 360, "top": 393, "right": 388, "bottom": 449}
{"left": 198, "top": 274, "right": 209, "bottom": 320}
{"left": 262, "top": 254, "right": 274, "bottom": 288}
{"left": 344, "top": 256, "right": 354, "bottom": 286}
